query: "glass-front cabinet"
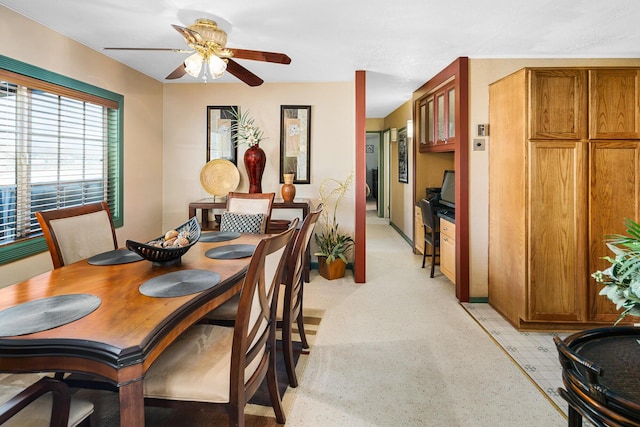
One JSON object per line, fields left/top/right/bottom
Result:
{"left": 418, "top": 81, "right": 456, "bottom": 152}
{"left": 419, "top": 96, "right": 435, "bottom": 145}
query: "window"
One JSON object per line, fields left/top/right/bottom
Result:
{"left": 0, "top": 56, "right": 123, "bottom": 265}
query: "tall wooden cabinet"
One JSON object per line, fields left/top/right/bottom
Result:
{"left": 489, "top": 67, "right": 640, "bottom": 330}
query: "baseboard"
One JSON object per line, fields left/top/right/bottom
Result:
{"left": 468, "top": 297, "right": 488, "bottom": 303}
{"left": 389, "top": 221, "right": 412, "bottom": 246}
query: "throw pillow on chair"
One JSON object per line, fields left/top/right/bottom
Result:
{"left": 219, "top": 212, "right": 264, "bottom": 234}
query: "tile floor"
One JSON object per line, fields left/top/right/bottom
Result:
{"left": 461, "top": 303, "right": 570, "bottom": 416}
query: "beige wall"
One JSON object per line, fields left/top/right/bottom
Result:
{"left": 366, "top": 118, "right": 384, "bottom": 131}
{"left": 383, "top": 102, "right": 413, "bottom": 238}
{"left": 0, "top": 6, "right": 164, "bottom": 287}
{"left": 467, "top": 58, "right": 640, "bottom": 298}
{"left": 161, "top": 82, "right": 356, "bottom": 249}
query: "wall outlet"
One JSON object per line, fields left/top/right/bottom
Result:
{"left": 473, "top": 138, "right": 486, "bottom": 151}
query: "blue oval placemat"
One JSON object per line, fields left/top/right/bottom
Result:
{"left": 199, "top": 231, "right": 242, "bottom": 243}
{"left": 205, "top": 244, "right": 256, "bottom": 260}
{"left": 139, "top": 270, "right": 221, "bottom": 298}
{"left": 88, "top": 248, "right": 144, "bottom": 265}
{"left": 0, "top": 294, "right": 102, "bottom": 337}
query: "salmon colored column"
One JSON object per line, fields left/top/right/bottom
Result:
{"left": 354, "top": 70, "right": 366, "bottom": 283}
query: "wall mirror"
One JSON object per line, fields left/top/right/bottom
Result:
{"left": 280, "top": 105, "right": 311, "bottom": 184}
{"left": 207, "top": 106, "right": 237, "bottom": 164}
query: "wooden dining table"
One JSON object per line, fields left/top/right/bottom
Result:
{"left": 0, "top": 233, "right": 264, "bottom": 426}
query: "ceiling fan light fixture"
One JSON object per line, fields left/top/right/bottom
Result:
{"left": 189, "top": 19, "right": 227, "bottom": 47}
{"left": 208, "top": 55, "right": 227, "bottom": 78}
{"left": 184, "top": 53, "right": 203, "bottom": 77}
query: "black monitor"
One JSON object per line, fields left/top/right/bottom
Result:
{"left": 439, "top": 170, "right": 455, "bottom": 209}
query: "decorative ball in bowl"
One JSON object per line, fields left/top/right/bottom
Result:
{"left": 126, "top": 217, "right": 201, "bottom": 266}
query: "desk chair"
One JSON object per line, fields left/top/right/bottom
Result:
{"left": 221, "top": 192, "right": 275, "bottom": 234}
{"left": 419, "top": 198, "right": 440, "bottom": 278}
{"left": 0, "top": 377, "right": 93, "bottom": 427}
{"left": 35, "top": 201, "right": 117, "bottom": 269}
{"left": 144, "top": 220, "right": 297, "bottom": 427}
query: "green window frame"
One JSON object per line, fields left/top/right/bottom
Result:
{"left": 0, "top": 55, "right": 124, "bottom": 265}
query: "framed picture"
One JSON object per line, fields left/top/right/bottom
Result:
{"left": 398, "top": 127, "right": 408, "bottom": 183}
{"left": 206, "top": 106, "right": 237, "bottom": 164}
{"left": 280, "top": 105, "right": 311, "bottom": 184}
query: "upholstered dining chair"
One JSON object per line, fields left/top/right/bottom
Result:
{"left": 35, "top": 201, "right": 118, "bottom": 269}
{"left": 203, "top": 205, "right": 323, "bottom": 387}
{"left": 0, "top": 376, "right": 94, "bottom": 427}
{"left": 143, "top": 219, "right": 298, "bottom": 427}
{"left": 278, "top": 203, "right": 322, "bottom": 387}
{"left": 419, "top": 198, "right": 440, "bottom": 278}
{"left": 221, "top": 192, "right": 275, "bottom": 234}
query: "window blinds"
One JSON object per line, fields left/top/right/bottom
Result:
{"left": 0, "top": 71, "right": 119, "bottom": 246}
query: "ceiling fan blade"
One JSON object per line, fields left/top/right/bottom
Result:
{"left": 165, "top": 63, "right": 187, "bottom": 80}
{"left": 104, "top": 47, "right": 192, "bottom": 53}
{"left": 226, "top": 59, "right": 264, "bottom": 87}
{"left": 228, "top": 48, "right": 291, "bottom": 64}
{"left": 171, "top": 24, "right": 203, "bottom": 45}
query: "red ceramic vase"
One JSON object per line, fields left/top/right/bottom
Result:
{"left": 244, "top": 144, "right": 266, "bottom": 193}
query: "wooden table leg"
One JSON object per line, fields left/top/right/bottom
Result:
{"left": 119, "top": 379, "right": 145, "bottom": 426}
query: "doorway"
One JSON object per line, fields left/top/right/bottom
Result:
{"left": 365, "top": 132, "right": 380, "bottom": 214}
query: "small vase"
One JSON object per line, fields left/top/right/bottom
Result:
{"left": 244, "top": 144, "right": 266, "bottom": 193}
{"left": 281, "top": 173, "right": 296, "bottom": 202}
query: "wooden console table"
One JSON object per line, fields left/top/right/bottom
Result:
{"left": 189, "top": 198, "right": 312, "bottom": 281}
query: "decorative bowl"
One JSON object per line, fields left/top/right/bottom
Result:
{"left": 126, "top": 217, "right": 201, "bottom": 266}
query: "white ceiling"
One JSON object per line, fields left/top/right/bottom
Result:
{"left": 2, "top": 0, "right": 640, "bottom": 117}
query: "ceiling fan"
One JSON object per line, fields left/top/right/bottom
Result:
{"left": 104, "top": 18, "right": 291, "bottom": 86}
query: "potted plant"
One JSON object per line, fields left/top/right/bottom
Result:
{"left": 314, "top": 173, "right": 354, "bottom": 280}
{"left": 592, "top": 218, "right": 640, "bottom": 324}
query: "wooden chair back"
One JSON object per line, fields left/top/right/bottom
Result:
{"left": 279, "top": 203, "right": 323, "bottom": 387}
{"left": 0, "top": 377, "right": 93, "bottom": 427}
{"left": 35, "top": 201, "right": 117, "bottom": 269}
{"left": 225, "top": 192, "right": 275, "bottom": 233}
{"left": 231, "top": 217, "right": 297, "bottom": 423}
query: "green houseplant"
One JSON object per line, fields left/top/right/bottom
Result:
{"left": 314, "top": 173, "right": 354, "bottom": 280}
{"left": 592, "top": 218, "right": 640, "bottom": 324}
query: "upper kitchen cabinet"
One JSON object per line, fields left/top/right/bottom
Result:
{"left": 530, "top": 69, "right": 587, "bottom": 140}
{"left": 589, "top": 69, "right": 640, "bottom": 140}
{"left": 417, "top": 80, "right": 458, "bottom": 152}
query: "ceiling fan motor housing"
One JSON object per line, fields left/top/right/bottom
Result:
{"left": 189, "top": 19, "right": 227, "bottom": 48}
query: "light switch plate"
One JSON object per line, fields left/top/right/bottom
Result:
{"left": 473, "top": 138, "right": 486, "bottom": 151}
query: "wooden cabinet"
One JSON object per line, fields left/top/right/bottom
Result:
{"left": 414, "top": 206, "right": 424, "bottom": 254}
{"left": 440, "top": 217, "right": 455, "bottom": 284}
{"left": 528, "top": 140, "right": 588, "bottom": 322}
{"left": 530, "top": 69, "right": 587, "bottom": 140}
{"left": 418, "top": 81, "right": 456, "bottom": 152}
{"left": 589, "top": 69, "right": 640, "bottom": 139}
{"left": 489, "top": 67, "right": 640, "bottom": 330}
{"left": 588, "top": 142, "right": 640, "bottom": 322}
